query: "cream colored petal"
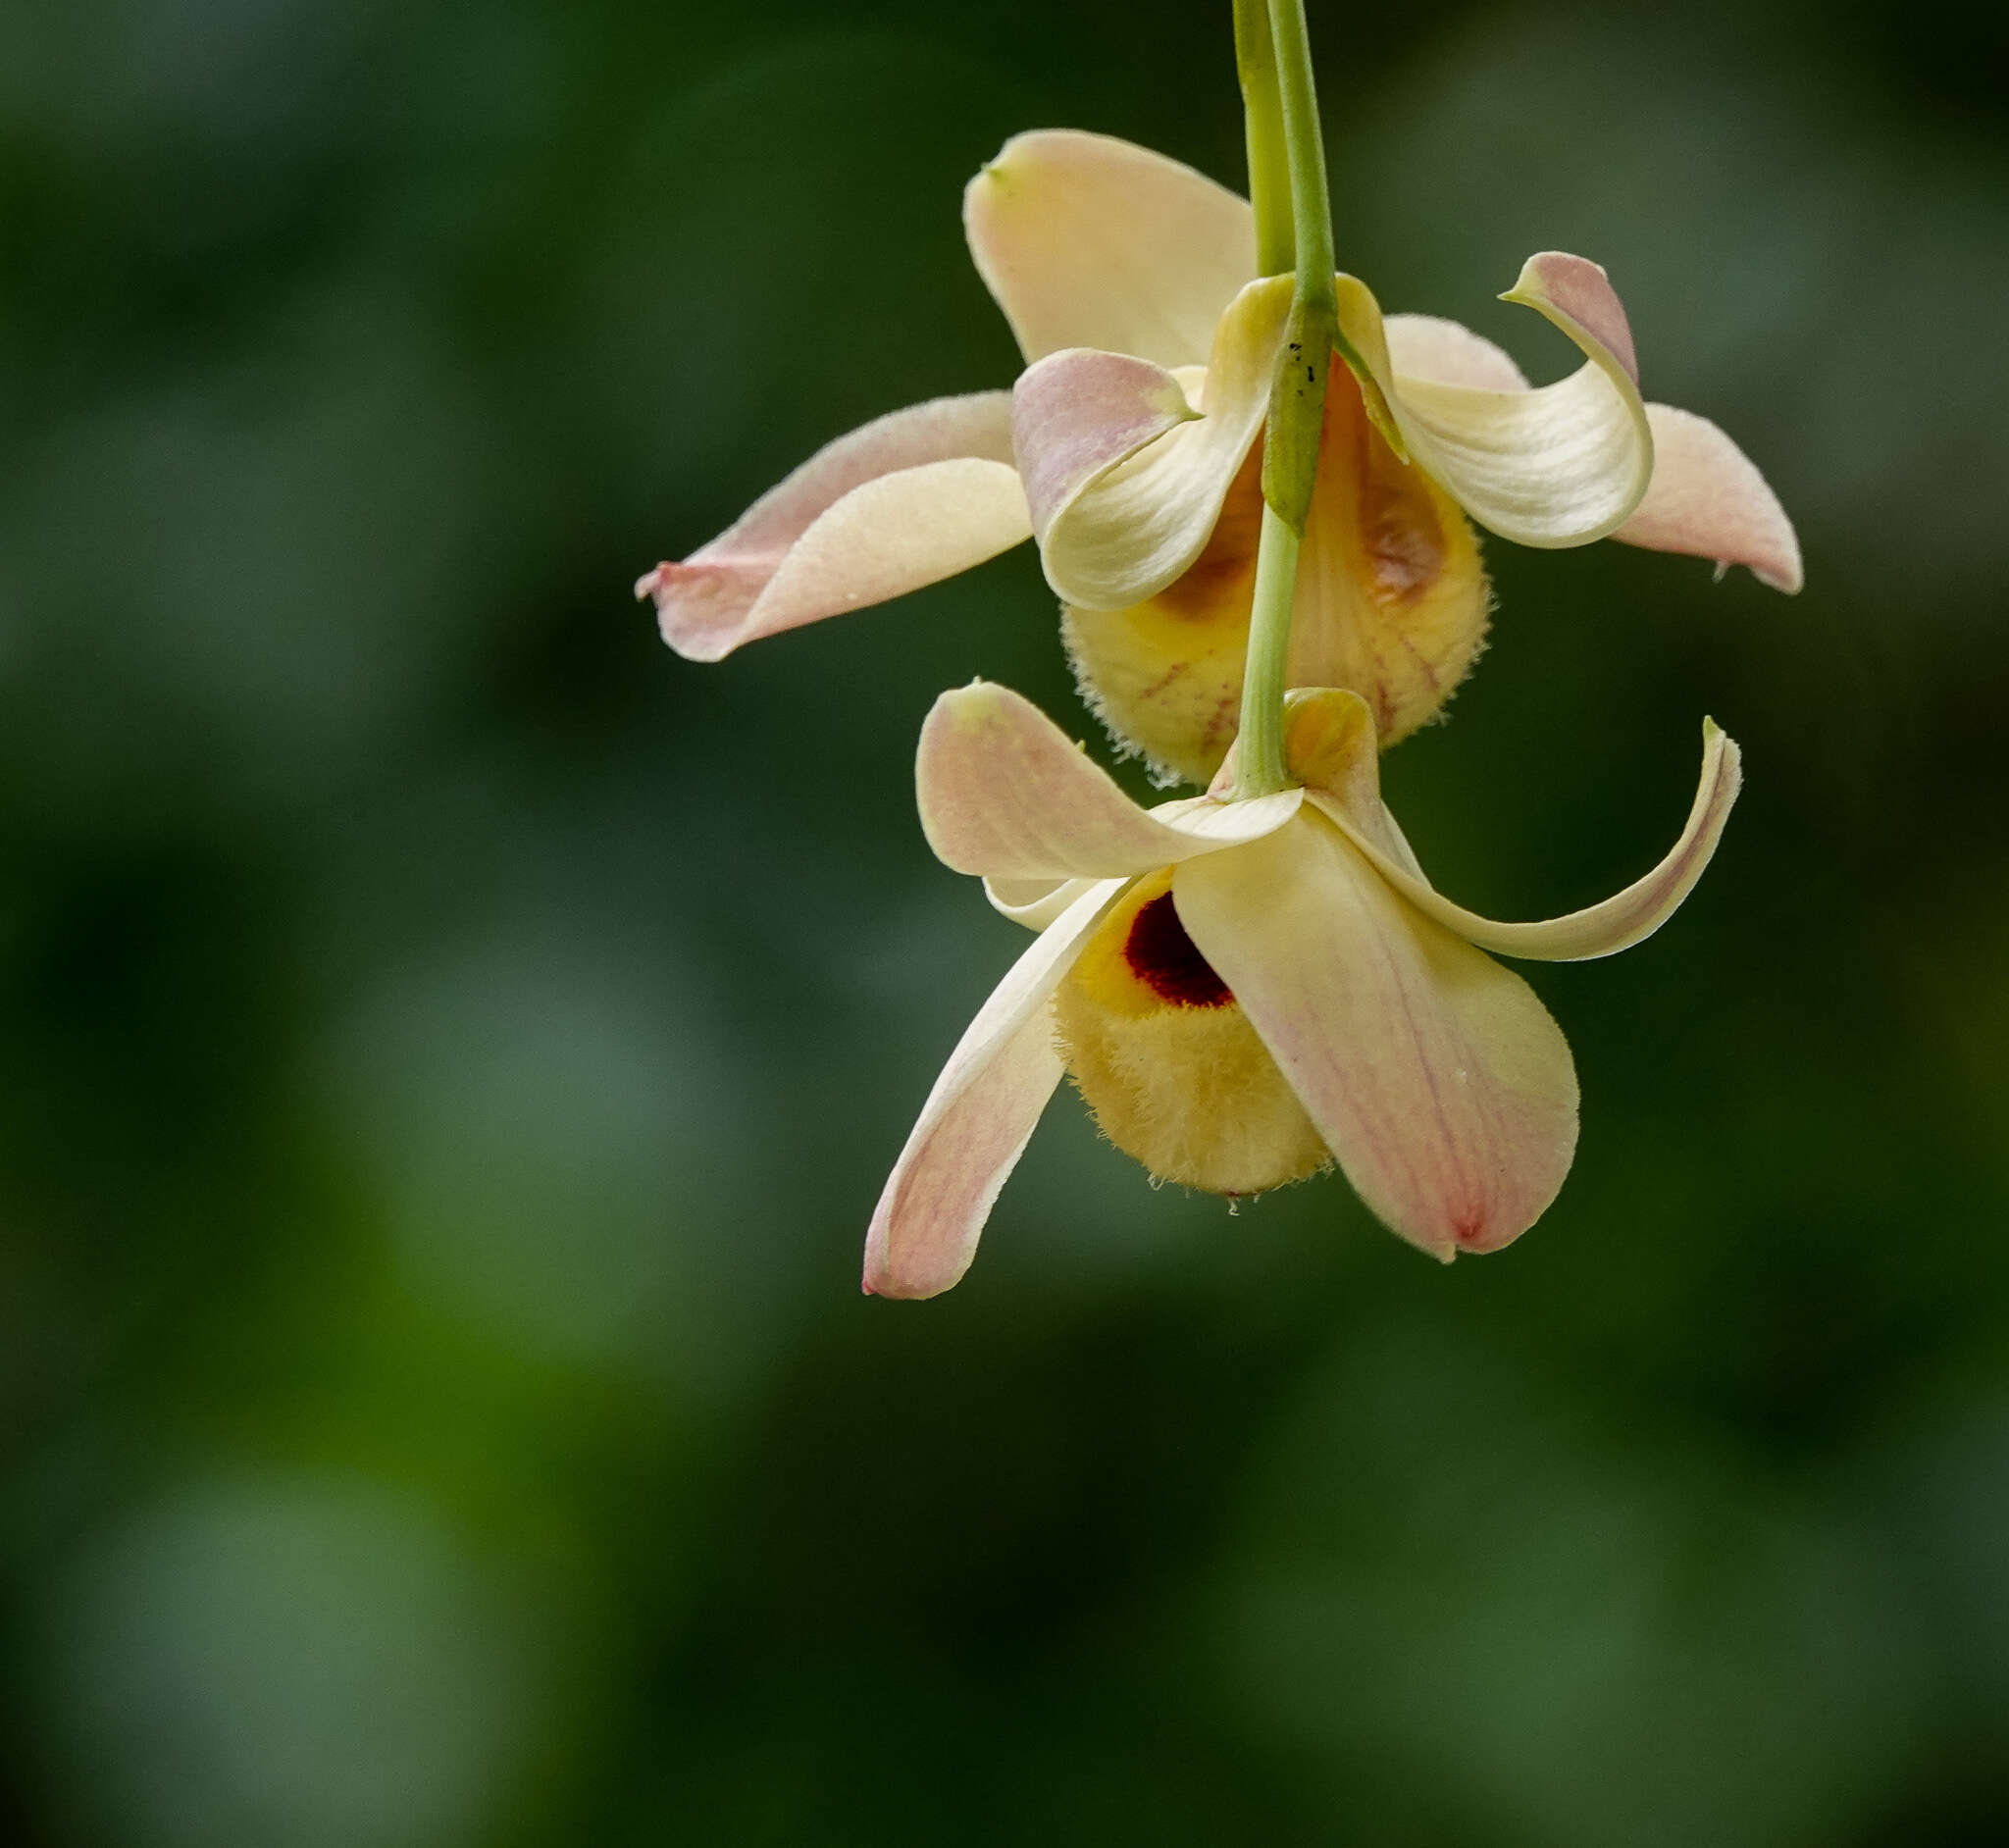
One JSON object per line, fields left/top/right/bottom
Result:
{"left": 863, "top": 877, "right": 1127, "bottom": 1299}
{"left": 638, "top": 393, "right": 1027, "bottom": 660}
{"left": 1346, "top": 252, "right": 1655, "bottom": 549}
{"left": 1383, "top": 314, "right": 1529, "bottom": 391}
{"left": 1014, "top": 349, "right": 1201, "bottom": 554}
{"left": 985, "top": 874, "right": 1096, "bottom": 931}
{"left": 1613, "top": 403, "right": 1803, "bottom": 592}
{"left": 1057, "top": 436, "right": 1266, "bottom": 788}
{"left": 1285, "top": 687, "right": 1744, "bottom": 962}
{"left": 963, "top": 129, "right": 1258, "bottom": 368}
{"left": 918, "top": 681, "right": 1301, "bottom": 880}
{"left": 1025, "top": 276, "right": 1293, "bottom": 611}
{"left": 1174, "top": 815, "right": 1578, "bottom": 1259}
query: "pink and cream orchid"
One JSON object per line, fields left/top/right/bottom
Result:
{"left": 863, "top": 680, "right": 1741, "bottom": 1300}
{"left": 640, "top": 130, "right": 1798, "bottom": 785}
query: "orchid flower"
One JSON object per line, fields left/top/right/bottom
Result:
{"left": 861, "top": 681, "right": 1740, "bottom": 1299}
{"left": 639, "top": 129, "right": 1799, "bottom": 785}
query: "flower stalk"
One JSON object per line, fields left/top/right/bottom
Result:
{"left": 1232, "top": 0, "right": 1293, "bottom": 277}
{"left": 1233, "top": 0, "right": 1341, "bottom": 800}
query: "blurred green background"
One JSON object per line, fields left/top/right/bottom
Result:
{"left": 4, "top": 0, "right": 2008, "bottom": 1841}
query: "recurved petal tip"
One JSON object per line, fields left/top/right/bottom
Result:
{"left": 1370, "top": 252, "right": 1654, "bottom": 551}
{"left": 1013, "top": 348, "right": 1200, "bottom": 547}
{"left": 1502, "top": 251, "right": 1639, "bottom": 386}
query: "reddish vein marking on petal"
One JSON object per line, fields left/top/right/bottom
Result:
{"left": 1200, "top": 688, "right": 1239, "bottom": 755}
{"left": 1125, "top": 894, "right": 1233, "bottom": 1008}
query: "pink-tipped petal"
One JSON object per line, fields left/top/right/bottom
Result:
{"left": 864, "top": 878, "right": 1126, "bottom": 1299}
{"left": 918, "top": 682, "right": 1301, "bottom": 881}
{"left": 639, "top": 393, "right": 1028, "bottom": 660}
{"left": 964, "top": 129, "right": 1257, "bottom": 368}
{"left": 1346, "top": 254, "right": 1655, "bottom": 550}
{"left": 1014, "top": 349, "right": 1201, "bottom": 545}
{"left": 1613, "top": 403, "right": 1803, "bottom": 592}
{"left": 1174, "top": 816, "right": 1579, "bottom": 1260}
{"left": 1023, "top": 276, "right": 1292, "bottom": 611}
{"left": 1286, "top": 687, "right": 1744, "bottom": 963}
{"left": 1384, "top": 314, "right": 1529, "bottom": 391}
{"left": 1513, "top": 251, "right": 1639, "bottom": 385}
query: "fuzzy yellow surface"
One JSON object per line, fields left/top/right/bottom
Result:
{"left": 1063, "top": 367, "right": 1488, "bottom": 787}
{"left": 1051, "top": 870, "right": 1330, "bottom": 1195}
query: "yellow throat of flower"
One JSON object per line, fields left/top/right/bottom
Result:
{"left": 1064, "top": 360, "right": 1490, "bottom": 787}
{"left": 1051, "top": 867, "right": 1330, "bottom": 1196}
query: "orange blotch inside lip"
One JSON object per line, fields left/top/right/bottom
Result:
{"left": 1322, "top": 361, "right": 1450, "bottom": 605}
{"left": 1063, "top": 349, "right": 1489, "bottom": 786}
{"left": 1147, "top": 442, "right": 1264, "bottom": 624}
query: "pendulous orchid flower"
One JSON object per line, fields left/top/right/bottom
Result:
{"left": 640, "top": 130, "right": 1799, "bottom": 785}
{"left": 862, "top": 680, "right": 1740, "bottom": 1299}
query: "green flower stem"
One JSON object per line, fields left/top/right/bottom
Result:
{"left": 1269, "top": 0, "right": 1335, "bottom": 300}
{"left": 1232, "top": 505, "right": 1302, "bottom": 798}
{"left": 1232, "top": 0, "right": 1340, "bottom": 800}
{"left": 1233, "top": 0, "right": 1293, "bottom": 277}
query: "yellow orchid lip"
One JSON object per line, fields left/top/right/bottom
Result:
{"left": 1054, "top": 869, "right": 1331, "bottom": 1200}
{"left": 863, "top": 681, "right": 1742, "bottom": 1300}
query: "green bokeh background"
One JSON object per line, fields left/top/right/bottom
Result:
{"left": 4, "top": 1, "right": 2008, "bottom": 1841}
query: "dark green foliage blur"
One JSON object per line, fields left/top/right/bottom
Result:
{"left": 4, "top": 0, "right": 2008, "bottom": 1841}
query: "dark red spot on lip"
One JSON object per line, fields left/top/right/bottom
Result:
{"left": 1125, "top": 893, "right": 1233, "bottom": 1008}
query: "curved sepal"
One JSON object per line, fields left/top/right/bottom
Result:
{"left": 1344, "top": 254, "right": 1656, "bottom": 550}
{"left": 1383, "top": 313, "right": 1529, "bottom": 391}
{"left": 864, "top": 879, "right": 1125, "bottom": 1299}
{"left": 1283, "top": 688, "right": 1743, "bottom": 962}
{"left": 984, "top": 874, "right": 1097, "bottom": 931}
{"left": 640, "top": 393, "right": 1028, "bottom": 659}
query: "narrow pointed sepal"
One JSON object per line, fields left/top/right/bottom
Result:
{"left": 863, "top": 879, "right": 1124, "bottom": 1299}
{"left": 639, "top": 393, "right": 1029, "bottom": 660}
{"left": 1283, "top": 688, "right": 1744, "bottom": 962}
